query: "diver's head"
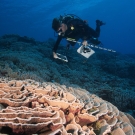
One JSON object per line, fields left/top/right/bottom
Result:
{"left": 52, "top": 18, "right": 67, "bottom": 35}
{"left": 52, "top": 18, "right": 61, "bottom": 32}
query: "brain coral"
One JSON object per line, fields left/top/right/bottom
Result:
{"left": 0, "top": 78, "right": 135, "bottom": 135}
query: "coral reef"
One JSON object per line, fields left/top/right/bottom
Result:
{"left": 0, "top": 34, "right": 135, "bottom": 117}
{"left": 0, "top": 79, "right": 135, "bottom": 135}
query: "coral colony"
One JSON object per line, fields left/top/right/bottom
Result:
{"left": 0, "top": 35, "right": 135, "bottom": 134}
{"left": 0, "top": 79, "right": 135, "bottom": 135}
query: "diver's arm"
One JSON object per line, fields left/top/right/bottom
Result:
{"left": 53, "top": 35, "right": 62, "bottom": 53}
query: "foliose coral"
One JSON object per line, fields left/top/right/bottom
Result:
{"left": 0, "top": 79, "right": 135, "bottom": 135}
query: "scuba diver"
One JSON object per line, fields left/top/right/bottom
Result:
{"left": 52, "top": 14, "right": 105, "bottom": 59}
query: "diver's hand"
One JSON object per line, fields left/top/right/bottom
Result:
{"left": 82, "top": 40, "right": 88, "bottom": 46}
{"left": 53, "top": 52, "right": 58, "bottom": 59}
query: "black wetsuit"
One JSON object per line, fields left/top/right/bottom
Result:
{"left": 53, "top": 19, "right": 101, "bottom": 53}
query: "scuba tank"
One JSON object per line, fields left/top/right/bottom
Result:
{"left": 59, "top": 14, "right": 85, "bottom": 24}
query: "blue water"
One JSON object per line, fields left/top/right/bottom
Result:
{"left": 0, "top": 0, "right": 135, "bottom": 54}
{"left": 0, "top": 0, "right": 135, "bottom": 123}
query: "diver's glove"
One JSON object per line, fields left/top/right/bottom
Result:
{"left": 96, "top": 20, "right": 106, "bottom": 26}
{"left": 82, "top": 40, "right": 88, "bottom": 46}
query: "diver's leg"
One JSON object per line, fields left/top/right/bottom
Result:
{"left": 95, "top": 25, "right": 100, "bottom": 37}
{"left": 95, "top": 20, "right": 106, "bottom": 37}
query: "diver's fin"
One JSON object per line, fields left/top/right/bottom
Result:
{"left": 77, "top": 46, "right": 95, "bottom": 58}
{"left": 96, "top": 20, "right": 106, "bottom": 26}
{"left": 56, "top": 53, "right": 68, "bottom": 62}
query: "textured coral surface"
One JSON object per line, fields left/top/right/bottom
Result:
{"left": 0, "top": 79, "right": 135, "bottom": 135}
